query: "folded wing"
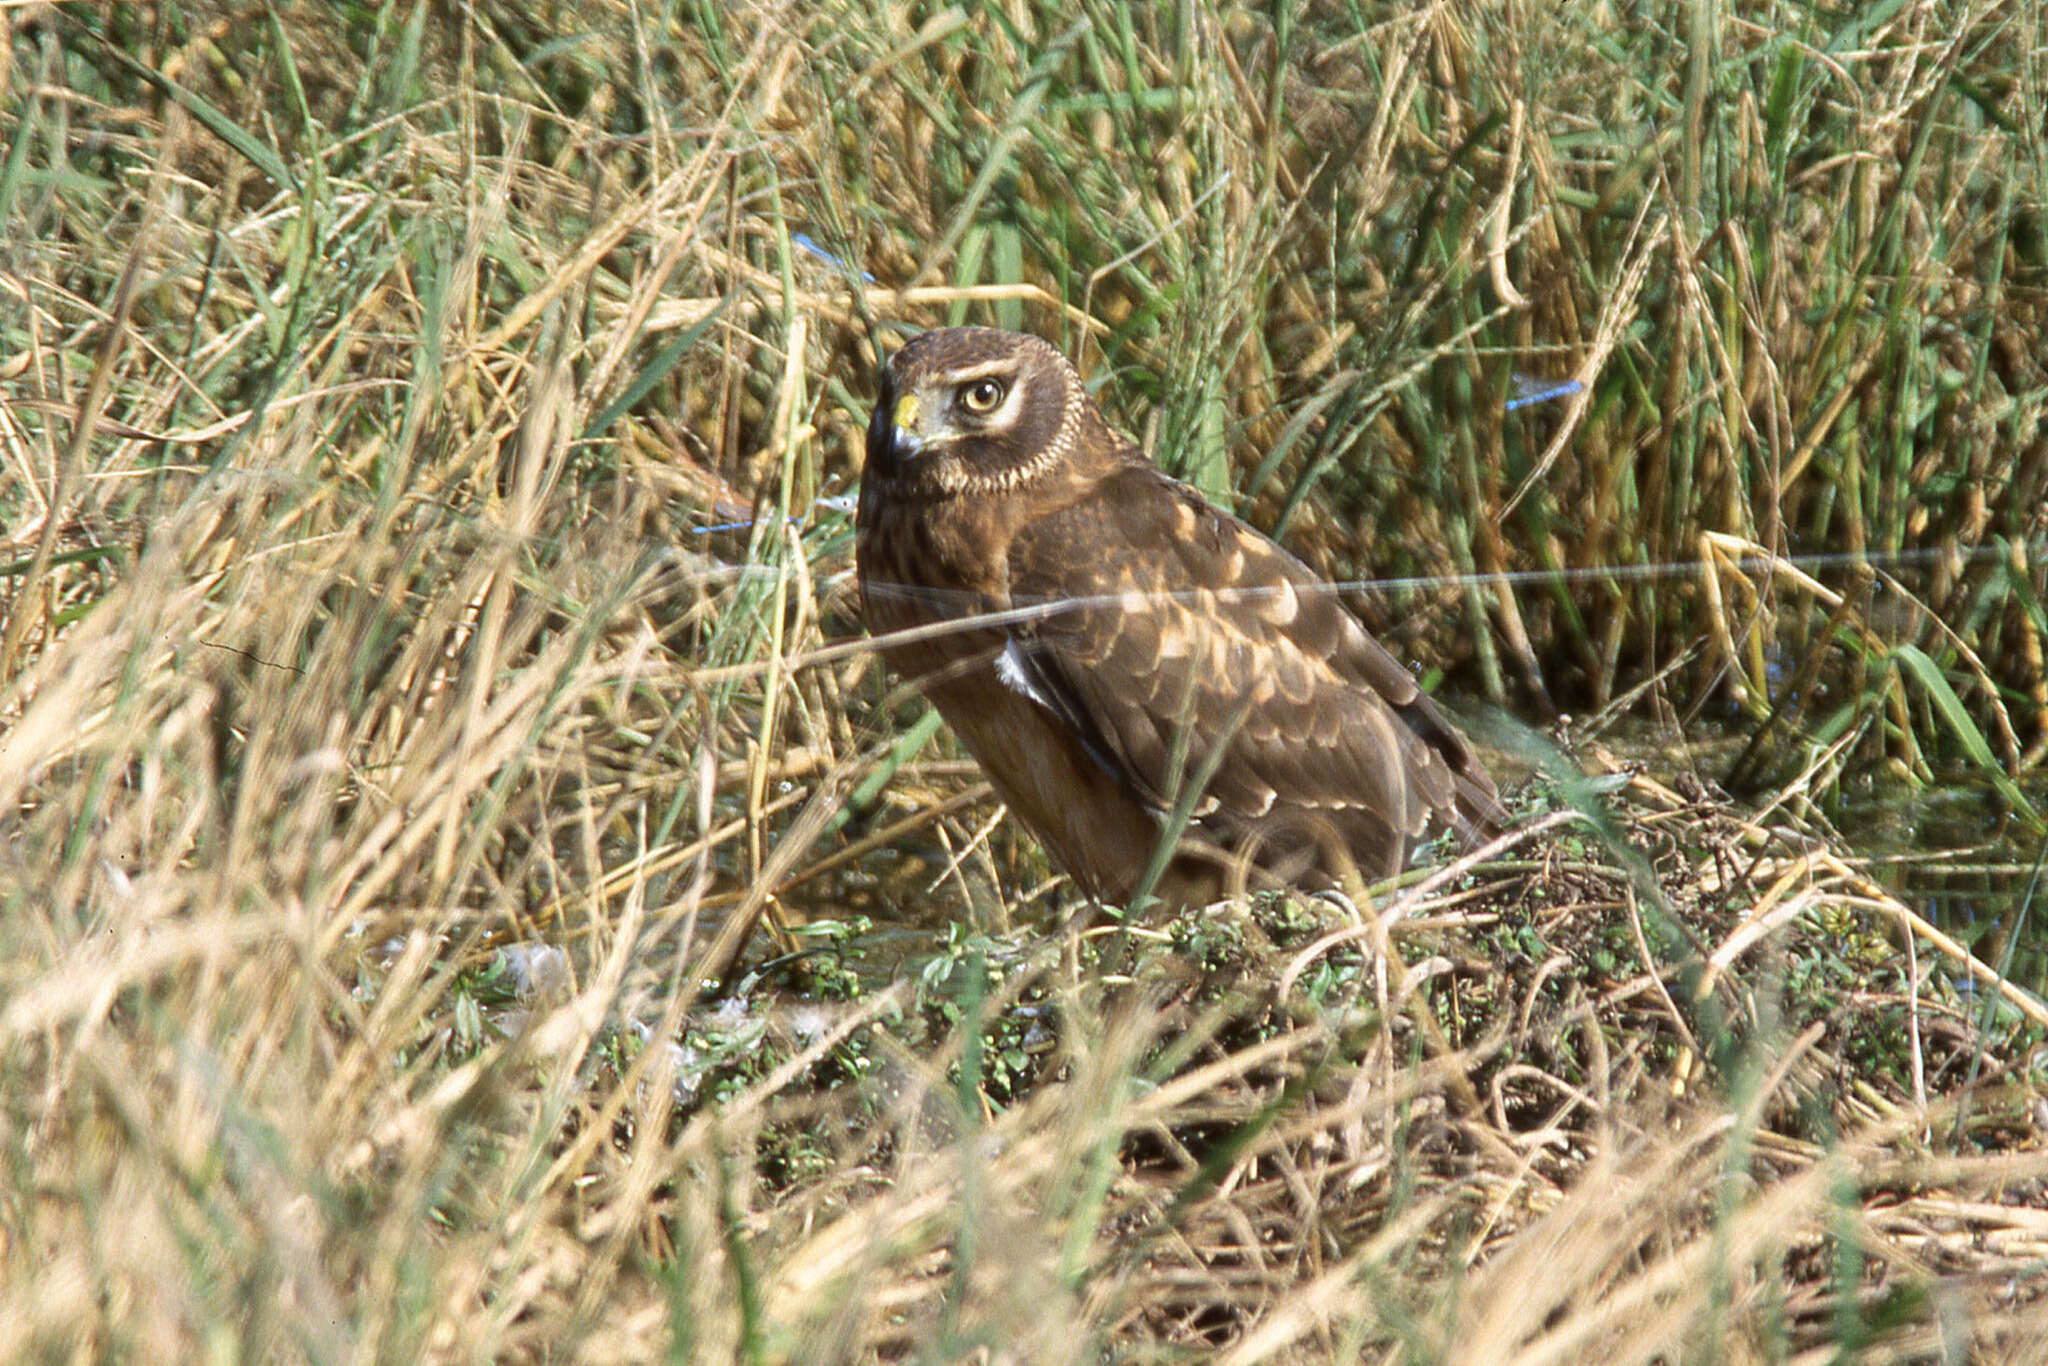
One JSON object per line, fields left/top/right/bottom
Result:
{"left": 1002, "top": 464, "right": 1500, "bottom": 881}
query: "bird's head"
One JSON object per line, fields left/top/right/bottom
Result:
{"left": 864, "top": 327, "right": 1091, "bottom": 498}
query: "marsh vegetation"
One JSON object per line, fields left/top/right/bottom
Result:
{"left": 4, "top": 1, "right": 2047, "bottom": 1359}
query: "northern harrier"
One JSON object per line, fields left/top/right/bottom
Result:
{"left": 856, "top": 327, "right": 1503, "bottom": 907}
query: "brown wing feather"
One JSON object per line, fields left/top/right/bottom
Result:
{"left": 1004, "top": 462, "right": 1501, "bottom": 884}
{"left": 856, "top": 326, "right": 1503, "bottom": 904}
{"left": 858, "top": 477, "right": 1175, "bottom": 904}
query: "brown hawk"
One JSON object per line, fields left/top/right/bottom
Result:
{"left": 855, "top": 327, "right": 1504, "bottom": 907}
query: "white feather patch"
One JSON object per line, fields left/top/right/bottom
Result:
{"left": 995, "top": 640, "right": 1053, "bottom": 711}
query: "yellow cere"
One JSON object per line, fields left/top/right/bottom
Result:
{"left": 893, "top": 394, "right": 920, "bottom": 430}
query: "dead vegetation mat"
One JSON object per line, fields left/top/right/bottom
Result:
{"left": 542, "top": 772, "right": 2048, "bottom": 1363}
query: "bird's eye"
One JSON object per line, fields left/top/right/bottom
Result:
{"left": 958, "top": 378, "right": 1007, "bottom": 414}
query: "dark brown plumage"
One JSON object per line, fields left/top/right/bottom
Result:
{"left": 856, "top": 326, "right": 1504, "bottom": 907}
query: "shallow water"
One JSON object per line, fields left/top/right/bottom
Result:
{"left": 1832, "top": 781, "right": 2048, "bottom": 995}
{"left": 1594, "top": 715, "right": 2048, "bottom": 997}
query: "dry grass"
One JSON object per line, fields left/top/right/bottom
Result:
{"left": 4, "top": 1, "right": 2047, "bottom": 1361}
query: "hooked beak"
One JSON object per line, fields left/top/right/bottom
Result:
{"left": 870, "top": 389, "right": 928, "bottom": 465}
{"left": 888, "top": 392, "right": 924, "bottom": 459}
